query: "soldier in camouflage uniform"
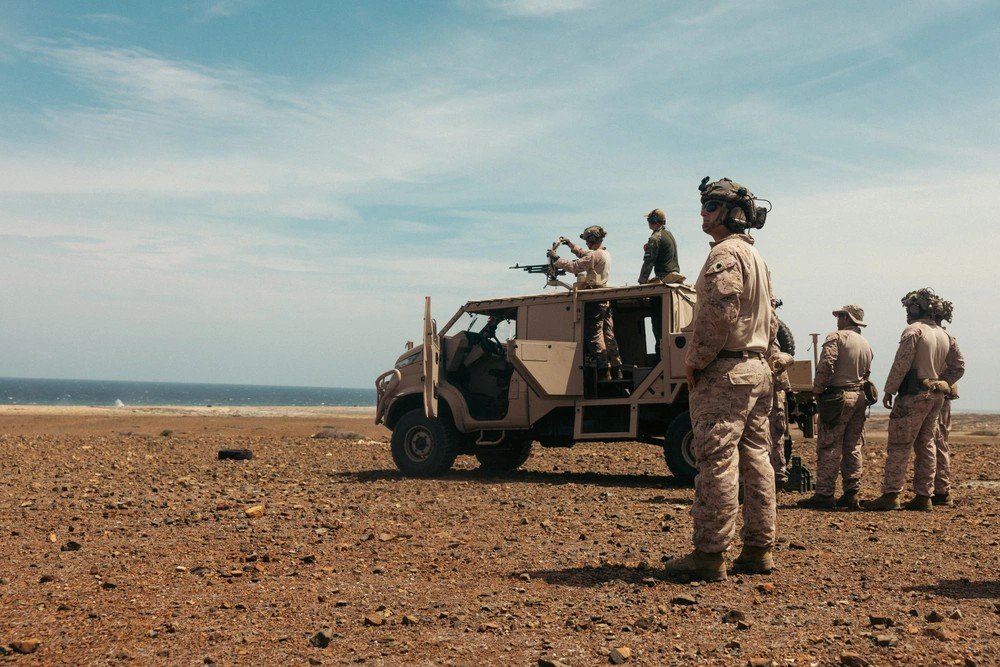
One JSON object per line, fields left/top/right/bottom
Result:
{"left": 548, "top": 226, "right": 623, "bottom": 381}
{"left": 865, "top": 289, "right": 964, "bottom": 512}
{"left": 930, "top": 298, "right": 965, "bottom": 506}
{"left": 798, "top": 305, "right": 873, "bottom": 510}
{"left": 768, "top": 351, "right": 795, "bottom": 492}
{"left": 638, "top": 208, "right": 682, "bottom": 284}
{"left": 664, "top": 177, "right": 777, "bottom": 582}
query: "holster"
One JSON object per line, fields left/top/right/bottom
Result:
{"left": 897, "top": 369, "right": 923, "bottom": 396}
{"left": 816, "top": 388, "right": 846, "bottom": 426}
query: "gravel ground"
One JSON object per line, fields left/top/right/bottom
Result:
{"left": 0, "top": 410, "right": 997, "bottom": 666}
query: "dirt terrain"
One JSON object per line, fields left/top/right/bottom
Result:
{"left": 0, "top": 406, "right": 997, "bottom": 666}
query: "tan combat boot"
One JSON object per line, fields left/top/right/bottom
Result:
{"left": 932, "top": 493, "right": 954, "bottom": 507}
{"left": 733, "top": 545, "right": 774, "bottom": 574}
{"left": 863, "top": 492, "right": 900, "bottom": 511}
{"left": 662, "top": 550, "right": 726, "bottom": 582}
{"left": 903, "top": 494, "right": 933, "bottom": 512}
{"left": 796, "top": 493, "right": 836, "bottom": 509}
{"left": 836, "top": 490, "right": 861, "bottom": 511}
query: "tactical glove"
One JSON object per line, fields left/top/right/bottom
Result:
{"left": 558, "top": 236, "right": 571, "bottom": 246}
{"left": 923, "top": 379, "right": 951, "bottom": 393}
{"left": 546, "top": 249, "right": 559, "bottom": 260}
{"left": 768, "top": 352, "right": 794, "bottom": 373}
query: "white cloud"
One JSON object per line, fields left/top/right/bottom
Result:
{"left": 483, "top": 0, "right": 601, "bottom": 17}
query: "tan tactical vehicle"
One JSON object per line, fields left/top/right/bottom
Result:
{"left": 375, "top": 269, "right": 815, "bottom": 481}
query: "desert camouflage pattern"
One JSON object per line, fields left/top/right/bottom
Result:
{"left": 768, "top": 387, "right": 788, "bottom": 484}
{"left": 812, "top": 327, "right": 873, "bottom": 394}
{"left": 554, "top": 245, "right": 610, "bottom": 288}
{"left": 690, "top": 356, "right": 775, "bottom": 552}
{"left": 584, "top": 302, "right": 621, "bottom": 371}
{"left": 815, "top": 390, "right": 868, "bottom": 495}
{"left": 933, "top": 399, "right": 953, "bottom": 496}
{"left": 883, "top": 391, "right": 945, "bottom": 495}
{"left": 883, "top": 319, "right": 951, "bottom": 395}
{"left": 685, "top": 234, "right": 776, "bottom": 369}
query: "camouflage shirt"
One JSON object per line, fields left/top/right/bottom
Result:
{"left": 685, "top": 234, "right": 776, "bottom": 370}
{"left": 812, "top": 327, "right": 873, "bottom": 394}
{"left": 883, "top": 318, "right": 952, "bottom": 395}
{"left": 554, "top": 245, "right": 610, "bottom": 288}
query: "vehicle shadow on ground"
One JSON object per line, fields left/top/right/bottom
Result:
{"left": 330, "top": 468, "right": 692, "bottom": 493}
{"left": 522, "top": 565, "right": 666, "bottom": 588}
{"left": 903, "top": 580, "right": 1000, "bottom": 600}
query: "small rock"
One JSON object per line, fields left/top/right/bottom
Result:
{"left": 300, "top": 555, "right": 316, "bottom": 564}
{"left": 722, "top": 609, "right": 746, "bottom": 624}
{"left": 61, "top": 541, "right": 82, "bottom": 552}
{"left": 244, "top": 505, "right": 265, "bottom": 518}
{"left": 736, "top": 620, "right": 751, "bottom": 631}
{"left": 788, "top": 542, "right": 807, "bottom": 550}
{"left": 10, "top": 639, "right": 41, "bottom": 654}
{"left": 519, "top": 573, "right": 531, "bottom": 581}
{"left": 402, "top": 615, "right": 419, "bottom": 625}
{"left": 538, "top": 659, "right": 570, "bottom": 667}
{"left": 925, "top": 610, "right": 945, "bottom": 622}
{"left": 948, "top": 608, "right": 963, "bottom": 620}
{"left": 874, "top": 634, "right": 898, "bottom": 647}
{"left": 840, "top": 652, "right": 872, "bottom": 667}
{"left": 925, "top": 626, "right": 959, "bottom": 641}
{"left": 609, "top": 646, "right": 632, "bottom": 664}
{"left": 868, "top": 615, "right": 894, "bottom": 627}
{"left": 101, "top": 580, "right": 117, "bottom": 590}
{"left": 309, "top": 628, "right": 332, "bottom": 648}
{"left": 757, "top": 583, "right": 775, "bottom": 594}
{"left": 671, "top": 594, "right": 697, "bottom": 606}
{"left": 748, "top": 659, "right": 773, "bottom": 667}
{"left": 363, "top": 613, "right": 384, "bottom": 627}
{"left": 39, "top": 574, "right": 55, "bottom": 583}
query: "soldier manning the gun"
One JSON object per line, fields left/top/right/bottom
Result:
{"left": 865, "top": 289, "right": 965, "bottom": 512}
{"left": 768, "top": 350, "right": 795, "bottom": 492}
{"left": 638, "top": 208, "right": 681, "bottom": 284}
{"left": 798, "top": 305, "right": 873, "bottom": 510}
{"left": 929, "top": 297, "right": 965, "bottom": 507}
{"left": 663, "top": 176, "right": 776, "bottom": 582}
{"left": 547, "top": 226, "right": 623, "bottom": 381}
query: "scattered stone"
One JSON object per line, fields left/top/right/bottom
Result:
{"left": 925, "top": 626, "right": 959, "bottom": 641}
{"left": 519, "top": 572, "right": 531, "bottom": 581}
{"left": 757, "top": 583, "right": 775, "bottom": 594}
{"left": 300, "top": 555, "right": 316, "bottom": 564}
{"left": 61, "top": 540, "right": 82, "bottom": 552}
{"left": 748, "top": 659, "right": 773, "bottom": 667}
{"left": 312, "top": 428, "right": 361, "bottom": 440}
{"left": 609, "top": 646, "right": 632, "bottom": 664}
{"left": 874, "top": 634, "right": 898, "bottom": 647}
{"left": 309, "top": 628, "right": 333, "bottom": 648}
{"left": 722, "top": 610, "right": 746, "bottom": 624}
{"left": 402, "top": 615, "right": 419, "bottom": 625}
{"left": 363, "top": 613, "right": 384, "bottom": 627}
{"left": 218, "top": 449, "right": 253, "bottom": 461}
{"left": 539, "top": 659, "right": 570, "bottom": 667}
{"left": 736, "top": 620, "right": 751, "bottom": 631}
{"left": 840, "top": 652, "right": 872, "bottom": 667}
{"left": 10, "top": 639, "right": 41, "bottom": 654}
{"left": 39, "top": 574, "right": 55, "bottom": 583}
{"left": 948, "top": 608, "right": 963, "bottom": 620}
{"left": 671, "top": 594, "right": 697, "bottom": 606}
{"left": 788, "top": 542, "right": 807, "bottom": 550}
{"left": 868, "top": 615, "right": 894, "bottom": 627}
{"left": 925, "top": 610, "right": 945, "bottom": 623}
{"left": 101, "top": 580, "right": 118, "bottom": 590}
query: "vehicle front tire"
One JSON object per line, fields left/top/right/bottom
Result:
{"left": 664, "top": 410, "right": 697, "bottom": 484}
{"left": 391, "top": 409, "right": 460, "bottom": 477}
{"left": 474, "top": 435, "right": 533, "bottom": 474}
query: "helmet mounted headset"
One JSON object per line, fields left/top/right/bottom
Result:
{"left": 698, "top": 176, "right": 772, "bottom": 233}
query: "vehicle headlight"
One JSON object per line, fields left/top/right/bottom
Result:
{"left": 395, "top": 352, "right": 421, "bottom": 369}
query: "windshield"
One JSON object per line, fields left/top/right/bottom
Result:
{"left": 447, "top": 309, "right": 517, "bottom": 342}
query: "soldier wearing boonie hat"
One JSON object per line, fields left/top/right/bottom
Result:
{"left": 798, "top": 304, "right": 873, "bottom": 511}
{"left": 663, "top": 176, "right": 776, "bottom": 582}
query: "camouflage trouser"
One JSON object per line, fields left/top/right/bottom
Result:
{"left": 690, "top": 356, "right": 775, "bottom": 553}
{"left": 815, "top": 390, "right": 867, "bottom": 496}
{"left": 768, "top": 389, "right": 788, "bottom": 484}
{"left": 584, "top": 302, "right": 622, "bottom": 371}
{"left": 883, "top": 391, "right": 945, "bottom": 496}
{"left": 933, "top": 399, "right": 953, "bottom": 496}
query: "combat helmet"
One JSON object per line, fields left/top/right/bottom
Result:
{"left": 901, "top": 288, "right": 938, "bottom": 320}
{"left": 931, "top": 295, "right": 954, "bottom": 324}
{"left": 580, "top": 225, "right": 607, "bottom": 243}
{"left": 698, "top": 176, "right": 771, "bottom": 232}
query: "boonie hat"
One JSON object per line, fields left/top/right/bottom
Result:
{"left": 646, "top": 208, "right": 666, "bottom": 224}
{"left": 833, "top": 304, "right": 866, "bottom": 327}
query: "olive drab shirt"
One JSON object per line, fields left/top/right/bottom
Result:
{"left": 685, "top": 234, "right": 776, "bottom": 370}
{"left": 643, "top": 226, "right": 680, "bottom": 277}
{"left": 883, "top": 319, "right": 953, "bottom": 395}
{"left": 554, "top": 245, "right": 610, "bottom": 288}
{"left": 812, "top": 327, "right": 874, "bottom": 394}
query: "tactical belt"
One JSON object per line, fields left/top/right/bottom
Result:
{"left": 716, "top": 350, "right": 763, "bottom": 360}
{"left": 829, "top": 382, "right": 863, "bottom": 392}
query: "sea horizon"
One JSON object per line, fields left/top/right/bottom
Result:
{"left": 0, "top": 376, "right": 375, "bottom": 408}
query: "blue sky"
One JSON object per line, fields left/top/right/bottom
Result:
{"left": 0, "top": 1, "right": 996, "bottom": 408}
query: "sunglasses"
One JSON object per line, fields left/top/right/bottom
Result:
{"left": 702, "top": 200, "right": 725, "bottom": 212}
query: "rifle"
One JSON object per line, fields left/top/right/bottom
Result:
{"left": 509, "top": 239, "right": 573, "bottom": 290}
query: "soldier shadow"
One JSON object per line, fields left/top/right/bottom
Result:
{"left": 521, "top": 564, "right": 665, "bottom": 588}
{"left": 330, "top": 468, "right": 692, "bottom": 495}
{"left": 903, "top": 580, "right": 1000, "bottom": 600}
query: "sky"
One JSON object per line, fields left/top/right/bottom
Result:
{"left": 0, "top": 1, "right": 997, "bottom": 409}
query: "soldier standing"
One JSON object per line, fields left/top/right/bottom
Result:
{"left": 930, "top": 298, "right": 965, "bottom": 506}
{"left": 638, "top": 208, "right": 681, "bottom": 284}
{"left": 865, "top": 289, "right": 963, "bottom": 511}
{"left": 664, "top": 176, "right": 776, "bottom": 582}
{"left": 548, "top": 226, "right": 623, "bottom": 381}
{"left": 768, "top": 351, "right": 795, "bottom": 492}
{"left": 798, "top": 305, "right": 873, "bottom": 510}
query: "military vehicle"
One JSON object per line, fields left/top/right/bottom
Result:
{"left": 374, "top": 248, "right": 815, "bottom": 481}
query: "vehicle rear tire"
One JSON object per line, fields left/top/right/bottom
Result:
{"left": 475, "top": 435, "right": 532, "bottom": 473}
{"left": 777, "top": 318, "right": 795, "bottom": 355}
{"left": 391, "top": 409, "right": 460, "bottom": 477}
{"left": 664, "top": 410, "right": 697, "bottom": 484}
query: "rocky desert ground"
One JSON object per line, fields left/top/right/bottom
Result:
{"left": 0, "top": 406, "right": 997, "bottom": 666}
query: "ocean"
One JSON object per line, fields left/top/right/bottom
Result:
{"left": 0, "top": 377, "right": 375, "bottom": 408}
